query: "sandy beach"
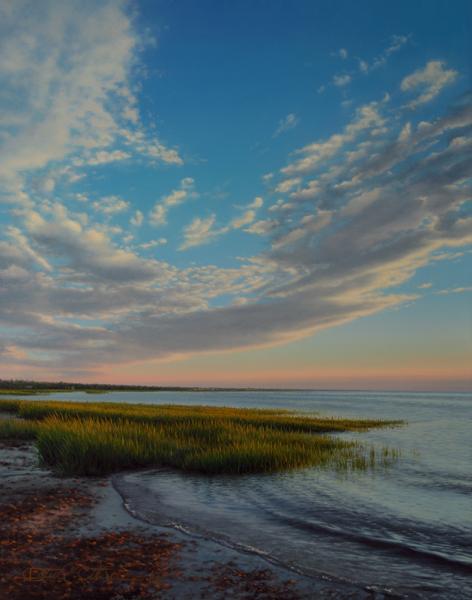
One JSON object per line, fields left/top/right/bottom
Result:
{"left": 1, "top": 439, "right": 367, "bottom": 599}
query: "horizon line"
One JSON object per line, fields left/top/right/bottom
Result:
{"left": 1, "top": 379, "right": 470, "bottom": 395}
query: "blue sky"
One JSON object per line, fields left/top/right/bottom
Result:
{"left": 0, "top": 0, "right": 470, "bottom": 389}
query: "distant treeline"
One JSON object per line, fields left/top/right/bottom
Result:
{"left": 0, "top": 379, "right": 283, "bottom": 392}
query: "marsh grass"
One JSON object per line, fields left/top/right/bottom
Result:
{"left": 0, "top": 399, "right": 402, "bottom": 476}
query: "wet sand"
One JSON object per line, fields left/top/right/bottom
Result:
{"left": 0, "top": 440, "right": 327, "bottom": 599}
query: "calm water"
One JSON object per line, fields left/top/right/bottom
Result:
{"left": 36, "top": 390, "right": 472, "bottom": 597}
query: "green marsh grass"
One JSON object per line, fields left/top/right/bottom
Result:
{"left": 0, "top": 399, "right": 402, "bottom": 476}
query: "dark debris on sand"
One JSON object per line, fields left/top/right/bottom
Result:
{"left": 0, "top": 479, "right": 306, "bottom": 599}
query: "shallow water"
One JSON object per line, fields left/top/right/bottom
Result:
{"left": 32, "top": 390, "right": 472, "bottom": 597}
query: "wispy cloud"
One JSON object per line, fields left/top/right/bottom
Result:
{"left": 331, "top": 48, "right": 349, "bottom": 60}
{"left": 0, "top": 0, "right": 181, "bottom": 207}
{"left": 179, "top": 214, "right": 220, "bottom": 250}
{"left": 130, "top": 210, "right": 143, "bottom": 227}
{"left": 326, "top": 34, "right": 410, "bottom": 92}
{"left": 401, "top": 60, "right": 458, "bottom": 108}
{"left": 150, "top": 178, "right": 197, "bottom": 226}
{"left": 93, "top": 195, "right": 129, "bottom": 215}
{"left": 333, "top": 74, "right": 352, "bottom": 87}
{"left": 180, "top": 197, "right": 264, "bottom": 249}
{"left": 435, "top": 286, "right": 472, "bottom": 296}
{"left": 273, "top": 113, "right": 299, "bottom": 137}
{"left": 281, "top": 100, "right": 385, "bottom": 176}
{"left": 140, "top": 238, "right": 167, "bottom": 249}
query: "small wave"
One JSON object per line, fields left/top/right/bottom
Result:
{"left": 111, "top": 473, "right": 403, "bottom": 595}
{"left": 272, "top": 512, "right": 472, "bottom": 575}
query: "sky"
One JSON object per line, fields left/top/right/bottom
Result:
{"left": 0, "top": 0, "right": 471, "bottom": 391}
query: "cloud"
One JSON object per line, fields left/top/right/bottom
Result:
{"left": 289, "top": 179, "right": 320, "bottom": 200}
{"left": 0, "top": 6, "right": 470, "bottom": 377}
{"left": 130, "top": 210, "right": 143, "bottom": 227}
{"left": 401, "top": 61, "right": 458, "bottom": 108}
{"left": 282, "top": 100, "right": 385, "bottom": 176}
{"left": 231, "top": 210, "right": 256, "bottom": 229}
{"left": 149, "top": 204, "right": 168, "bottom": 227}
{"left": 83, "top": 150, "right": 131, "bottom": 166}
{"left": 140, "top": 238, "right": 167, "bottom": 249}
{"left": 274, "top": 178, "right": 302, "bottom": 193}
{"left": 92, "top": 195, "right": 129, "bottom": 215}
{"left": 150, "top": 178, "right": 197, "bottom": 227}
{"left": 179, "top": 215, "right": 220, "bottom": 250}
{"left": 435, "top": 286, "right": 472, "bottom": 296}
{"left": 180, "top": 196, "right": 264, "bottom": 248}
{"left": 244, "top": 219, "right": 277, "bottom": 235}
{"left": 0, "top": 0, "right": 182, "bottom": 207}
{"left": 247, "top": 196, "right": 264, "bottom": 209}
{"left": 333, "top": 74, "right": 351, "bottom": 87}
{"left": 322, "top": 35, "right": 410, "bottom": 93}
{"left": 358, "top": 60, "right": 369, "bottom": 74}
{"left": 340, "top": 187, "right": 381, "bottom": 217}
{"left": 229, "top": 197, "right": 264, "bottom": 230}
{"left": 273, "top": 113, "right": 299, "bottom": 137}
{"left": 385, "top": 34, "right": 410, "bottom": 56}
{"left": 21, "top": 203, "right": 159, "bottom": 283}
{"left": 359, "top": 34, "right": 410, "bottom": 74}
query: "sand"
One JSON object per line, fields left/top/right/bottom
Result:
{"left": 0, "top": 440, "right": 386, "bottom": 599}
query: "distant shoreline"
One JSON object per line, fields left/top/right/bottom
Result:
{"left": 0, "top": 379, "right": 470, "bottom": 394}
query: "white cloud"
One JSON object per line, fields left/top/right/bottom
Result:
{"left": 247, "top": 196, "right": 264, "bottom": 209}
{"left": 140, "top": 238, "right": 167, "bottom": 249}
{"left": 385, "top": 34, "right": 409, "bottom": 56}
{"left": 0, "top": 0, "right": 182, "bottom": 207}
{"left": 397, "top": 122, "right": 412, "bottom": 143}
{"left": 361, "top": 34, "right": 410, "bottom": 73}
{"left": 269, "top": 199, "right": 294, "bottom": 212}
{"left": 281, "top": 101, "right": 384, "bottom": 176}
{"left": 179, "top": 195, "right": 264, "bottom": 247}
{"left": 435, "top": 286, "right": 472, "bottom": 296}
{"left": 162, "top": 189, "right": 188, "bottom": 207}
{"left": 401, "top": 61, "right": 458, "bottom": 108}
{"left": 244, "top": 219, "right": 277, "bottom": 235}
{"left": 273, "top": 113, "right": 299, "bottom": 137}
{"left": 35, "top": 177, "right": 55, "bottom": 194}
{"left": 21, "top": 204, "right": 159, "bottom": 282}
{"left": 275, "top": 178, "right": 301, "bottom": 193}
{"left": 84, "top": 150, "right": 131, "bottom": 166}
{"left": 333, "top": 74, "right": 351, "bottom": 87}
{"left": 180, "top": 215, "right": 221, "bottom": 250}
{"left": 324, "top": 36, "right": 409, "bottom": 92}
{"left": 231, "top": 209, "right": 256, "bottom": 229}
{"left": 92, "top": 195, "right": 129, "bottom": 215}
{"left": 149, "top": 178, "right": 197, "bottom": 227}
{"left": 290, "top": 180, "right": 320, "bottom": 200}
{"left": 130, "top": 210, "right": 143, "bottom": 227}
{"left": 149, "top": 204, "right": 168, "bottom": 227}
{"left": 358, "top": 60, "right": 369, "bottom": 74}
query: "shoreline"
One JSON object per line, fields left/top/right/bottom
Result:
{"left": 2, "top": 440, "right": 376, "bottom": 599}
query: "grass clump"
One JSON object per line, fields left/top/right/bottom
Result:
{"left": 0, "top": 399, "right": 402, "bottom": 476}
